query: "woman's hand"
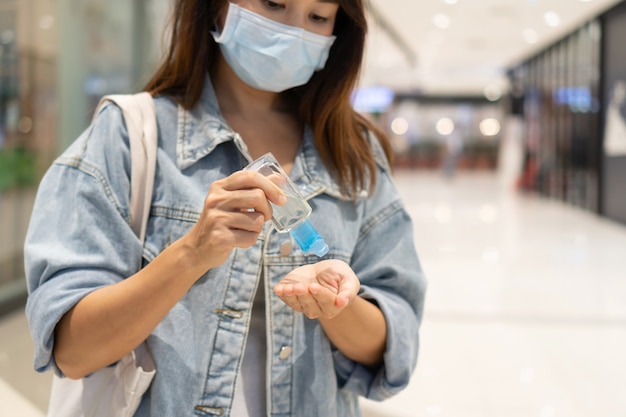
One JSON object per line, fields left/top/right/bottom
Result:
{"left": 275, "top": 259, "right": 387, "bottom": 366}
{"left": 274, "top": 260, "right": 360, "bottom": 319}
{"left": 181, "top": 170, "right": 286, "bottom": 271}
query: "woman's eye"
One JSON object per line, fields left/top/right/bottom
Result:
{"left": 310, "top": 13, "right": 329, "bottom": 23}
{"left": 264, "top": 0, "right": 284, "bottom": 10}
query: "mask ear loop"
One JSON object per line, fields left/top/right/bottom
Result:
{"left": 212, "top": 3, "right": 236, "bottom": 42}
{"left": 213, "top": 3, "right": 229, "bottom": 37}
{"left": 212, "top": 17, "right": 223, "bottom": 36}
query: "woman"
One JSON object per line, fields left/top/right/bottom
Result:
{"left": 25, "top": 0, "right": 427, "bottom": 415}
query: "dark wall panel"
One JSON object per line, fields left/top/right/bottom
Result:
{"left": 602, "top": 1, "right": 626, "bottom": 225}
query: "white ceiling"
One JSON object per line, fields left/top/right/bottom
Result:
{"left": 361, "top": 0, "right": 624, "bottom": 96}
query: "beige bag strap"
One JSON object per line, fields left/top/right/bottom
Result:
{"left": 95, "top": 92, "right": 157, "bottom": 243}
{"left": 47, "top": 93, "right": 158, "bottom": 417}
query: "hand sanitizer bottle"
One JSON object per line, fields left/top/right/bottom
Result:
{"left": 245, "top": 153, "right": 329, "bottom": 257}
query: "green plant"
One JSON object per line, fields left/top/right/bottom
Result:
{"left": 0, "top": 148, "right": 37, "bottom": 191}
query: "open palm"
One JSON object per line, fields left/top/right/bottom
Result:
{"left": 274, "top": 260, "right": 360, "bottom": 319}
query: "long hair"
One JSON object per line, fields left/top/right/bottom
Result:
{"left": 144, "top": 0, "right": 393, "bottom": 198}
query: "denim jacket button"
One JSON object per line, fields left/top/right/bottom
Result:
{"left": 279, "top": 346, "right": 292, "bottom": 360}
{"left": 279, "top": 241, "right": 292, "bottom": 256}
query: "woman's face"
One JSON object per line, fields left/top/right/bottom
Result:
{"left": 227, "top": 0, "right": 340, "bottom": 36}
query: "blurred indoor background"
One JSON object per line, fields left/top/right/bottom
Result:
{"left": 1, "top": 0, "right": 626, "bottom": 415}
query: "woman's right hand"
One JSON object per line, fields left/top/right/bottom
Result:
{"left": 55, "top": 170, "right": 285, "bottom": 379}
{"left": 181, "top": 170, "right": 286, "bottom": 271}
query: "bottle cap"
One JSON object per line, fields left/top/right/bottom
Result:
{"left": 290, "top": 220, "right": 329, "bottom": 257}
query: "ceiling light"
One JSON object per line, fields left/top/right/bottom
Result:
{"left": 443, "top": 0, "right": 458, "bottom": 4}
{"left": 544, "top": 11, "right": 560, "bottom": 27}
{"left": 523, "top": 28, "right": 539, "bottom": 44}
{"left": 391, "top": 117, "right": 409, "bottom": 135}
{"left": 436, "top": 118, "right": 455, "bottom": 135}
{"left": 484, "top": 84, "right": 502, "bottom": 101}
{"left": 433, "top": 13, "right": 451, "bottom": 29}
{"left": 479, "top": 118, "right": 501, "bottom": 136}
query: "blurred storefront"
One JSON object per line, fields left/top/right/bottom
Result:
{"left": 509, "top": 20, "right": 603, "bottom": 213}
{"left": 386, "top": 95, "right": 504, "bottom": 175}
{"left": 352, "top": 84, "right": 506, "bottom": 179}
{"left": 0, "top": 0, "right": 169, "bottom": 313}
{"left": 510, "top": 1, "right": 626, "bottom": 222}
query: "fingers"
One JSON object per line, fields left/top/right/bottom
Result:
{"left": 184, "top": 170, "right": 289, "bottom": 270}
{"left": 273, "top": 260, "right": 362, "bottom": 319}
{"left": 274, "top": 283, "right": 342, "bottom": 319}
{"left": 206, "top": 171, "right": 286, "bottom": 224}
{"left": 200, "top": 170, "right": 284, "bottom": 235}
{"left": 225, "top": 188, "right": 275, "bottom": 222}
{"left": 223, "top": 170, "right": 286, "bottom": 208}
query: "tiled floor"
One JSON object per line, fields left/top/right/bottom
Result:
{"left": 2, "top": 170, "right": 626, "bottom": 416}
{"left": 0, "top": 308, "right": 50, "bottom": 415}
{"left": 360, "top": 171, "right": 626, "bottom": 417}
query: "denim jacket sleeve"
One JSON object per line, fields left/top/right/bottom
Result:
{"left": 331, "top": 164, "right": 427, "bottom": 401}
{"left": 24, "top": 103, "right": 142, "bottom": 375}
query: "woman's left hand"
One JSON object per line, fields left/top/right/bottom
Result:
{"left": 274, "top": 260, "right": 360, "bottom": 319}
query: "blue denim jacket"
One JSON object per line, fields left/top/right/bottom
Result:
{"left": 24, "top": 79, "right": 427, "bottom": 417}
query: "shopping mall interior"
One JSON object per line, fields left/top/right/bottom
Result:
{"left": 2, "top": 0, "right": 626, "bottom": 415}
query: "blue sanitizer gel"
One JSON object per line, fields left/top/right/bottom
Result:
{"left": 290, "top": 219, "right": 329, "bottom": 257}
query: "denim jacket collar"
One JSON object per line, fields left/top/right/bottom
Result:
{"left": 175, "top": 78, "right": 241, "bottom": 171}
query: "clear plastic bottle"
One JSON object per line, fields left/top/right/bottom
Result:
{"left": 245, "top": 153, "right": 329, "bottom": 257}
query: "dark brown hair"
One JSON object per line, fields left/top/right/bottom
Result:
{"left": 145, "top": 0, "right": 393, "bottom": 198}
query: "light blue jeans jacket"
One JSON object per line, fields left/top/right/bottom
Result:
{"left": 24, "top": 79, "right": 427, "bottom": 417}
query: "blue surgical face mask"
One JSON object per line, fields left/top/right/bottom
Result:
{"left": 211, "top": 2, "right": 337, "bottom": 92}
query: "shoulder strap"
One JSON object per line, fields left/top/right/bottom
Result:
{"left": 94, "top": 92, "right": 157, "bottom": 244}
